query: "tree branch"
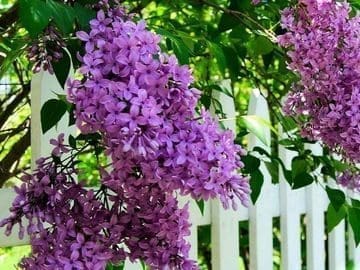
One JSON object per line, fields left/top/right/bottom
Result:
{"left": 197, "top": 0, "right": 277, "bottom": 42}
{"left": 0, "top": 117, "right": 29, "bottom": 142}
{"left": 0, "top": 83, "right": 30, "bottom": 129}
{"left": 0, "top": 127, "right": 30, "bottom": 187}
{"left": 130, "top": 0, "right": 152, "bottom": 15}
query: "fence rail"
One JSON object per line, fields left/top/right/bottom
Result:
{"left": 0, "top": 71, "right": 359, "bottom": 269}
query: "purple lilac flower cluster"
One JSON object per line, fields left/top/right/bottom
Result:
{"left": 1, "top": 136, "right": 194, "bottom": 269}
{"left": 2, "top": 3, "right": 249, "bottom": 269}
{"left": 67, "top": 5, "right": 249, "bottom": 208}
{"left": 0, "top": 150, "right": 119, "bottom": 269}
{"left": 278, "top": 0, "right": 360, "bottom": 162}
{"left": 27, "top": 25, "right": 66, "bottom": 74}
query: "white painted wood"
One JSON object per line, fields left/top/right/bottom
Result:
{"left": 210, "top": 82, "right": 239, "bottom": 270}
{"left": 30, "top": 70, "right": 74, "bottom": 168}
{"left": 326, "top": 179, "right": 346, "bottom": 270}
{"left": 305, "top": 143, "right": 326, "bottom": 270}
{"left": 329, "top": 220, "right": 345, "bottom": 270}
{"left": 124, "top": 260, "right": 142, "bottom": 270}
{"left": 247, "top": 89, "right": 273, "bottom": 270}
{"left": 179, "top": 196, "right": 201, "bottom": 261}
{"left": 279, "top": 133, "right": 301, "bottom": 270}
{"left": 348, "top": 229, "right": 360, "bottom": 269}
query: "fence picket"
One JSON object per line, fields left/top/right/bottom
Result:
{"left": 305, "top": 144, "right": 326, "bottom": 270}
{"left": 279, "top": 138, "right": 301, "bottom": 270}
{"left": 210, "top": 84, "right": 239, "bottom": 270}
{"left": 30, "top": 71, "right": 74, "bottom": 167}
{"left": 348, "top": 230, "right": 360, "bottom": 269}
{"left": 329, "top": 220, "right": 346, "bottom": 270}
{"left": 247, "top": 89, "right": 273, "bottom": 270}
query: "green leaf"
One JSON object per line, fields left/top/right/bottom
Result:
{"left": 282, "top": 116, "right": 297, "bottom": 132}
{"left": 106, "top": 264, "right": 113, "bottom": 270}
{"left": 74, "top": 3, "right": 96, "bottom": 30}
{"left": 326, "top": 204, "right": 346, "bottom": 233}
{"left": 69, "top": 105, "right": 76, "bottom": 126}
{"left": 326, "top": 186, "right": 346, "bottom": 211}
{"left": 155, "top": 28, "right": 192, "bottom": 65}
{"left": 218, "top": 13, "right": 239, "bottom": 32}
{"left": 200, "top": 94, "right": 211, "bottom": 109}
{"left": 208, "top": 42, "right": 227, "bottom": 75}
{"left": 352, "top": 199, "right": 360, "bottom": 208}
{"left": 291, "top": 156, "right": 308, "bottom": 179}
{"left": 252, "top": 146, "right": 292, "bottom": 185}
{"left": 210, "top": 84, "right": 233, "bottom": 98}
{"left": 41, "top": 99, "right": 68, "bottom": 134}
{"left": 248, "top": 36, "right": 274, "bottom": 56}
{"left": 47, "top": 0, "right": 75, "bottom": 34}
{"left": 68, "top": 134, "right": 77, "bottom": 149}
{"left": 292, "top": 172, "right": 313, "bottom": 189}
{"left": 52, "top": 49, "right": 71, "bottom": 88}
{"left": 223, "top": 46, "right": 240, "bottom": 81}
{"left": 278, "top": 138, "right": 294, "bottom": 146}
{"left": 242, "top": 154, "right": 261, "bottom": 174}
{"left": 265, "top": 161, "right": 278, "bottom": 183}
{"left": 349, "top": 207, "right": 360, "bottom": 246}
{"left": 196, "top": 199, "right": 205, "bottom": 216}
{"left": 106, "top": 263, "right": 124, "bottom": 270}
{"left": 19, "top": 0, "right": 51, "bottom": 37}
{"left": 321, "top": 165, "right": 336, "bottom": 179}
{"left": 333, "top": 160, "right": 350, "bottom": 172}
{"left": 250, "top": 169, "right": 264, "bottom": 204}
{"left": 240, "top": 115, "right": 276, "bottom": 146}
{"left": 172, "top": 39, "right": 190, "bottom": 64}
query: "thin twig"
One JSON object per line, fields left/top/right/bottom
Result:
{"left": 198, "top": 0, "right": 277, "bottom": 42}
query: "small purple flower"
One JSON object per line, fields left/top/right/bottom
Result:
{"left": 50, "top": 133, "right": 70, "bottom": 156}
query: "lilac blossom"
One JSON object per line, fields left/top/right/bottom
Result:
{"left": 2, "top": 2, "right": 249, "bottom": 270}
{"left": 27, "top": 25, "right": 66, "bottom": 74}
{"left": 278, "top": 0, "right": 360, "bottom": 163}
{"left": 67, "top": 5, "right": 249, "bottom": 210}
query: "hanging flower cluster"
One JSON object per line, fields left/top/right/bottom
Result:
{"left": 278, "top": 0, "right": 360, "bottom": 162}
{"left": 2, "top": 2, "right": 249, "bottom": 269}
{"left": 27, "top": 25, "right": 66, "bottom": 74}
{"left": 1, "top": 142, "right": 194, "bottom": 269}
{"left": 67, "top": 4, "right": 249, "bottom": 208}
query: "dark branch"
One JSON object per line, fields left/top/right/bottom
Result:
{"left": 197, "top": 0, "right": 277, "bottom": 42}
{"left": 0, "top": 117, "right": 29, "bottom": 142}
{"left": 0, "top": 83, "right": 30, "bottom": 129}
{"left": 130, "top": 0, "right": 152, "bottom": 15}
{"left": 0, "top": 127, "right": 30, "bottom": 187}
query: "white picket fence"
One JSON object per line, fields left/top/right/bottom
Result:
{"left": 0, "top": 71, "right": 359, "bottom": 269}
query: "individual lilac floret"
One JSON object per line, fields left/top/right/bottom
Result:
{"left": 278, "top": 0, "right": 360, "bottom": 163}
{"left": 50, "top": 133, "right": 70, "bottom": 156}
